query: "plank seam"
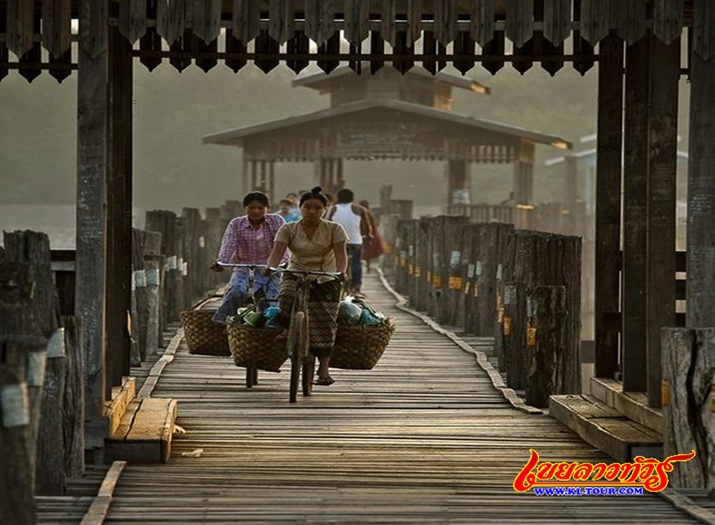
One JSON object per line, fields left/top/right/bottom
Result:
{"left": 658, "top": 488, "right": 715, "bottom": 525}
{"left": 136, "top": 328, "right": 182, "bottom": 399}
{"left": 79, "top": 461, "right": 127, "bottom": 525}
{"left": 376, "top": 268, "right": 542, "bottom": 415}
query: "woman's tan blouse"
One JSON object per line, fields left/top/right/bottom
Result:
{"left": 275, "top": 219, "right": 348, "bottom": 273}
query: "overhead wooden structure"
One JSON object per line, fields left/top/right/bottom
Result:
{"left": 2, "top": 0, "right": 714, "bottom": 458}
{"left": 203, "top": 66, "right": 570, "bottom": 209}
{"left": 0, "top": 1, "right": 710, "bottom": 82}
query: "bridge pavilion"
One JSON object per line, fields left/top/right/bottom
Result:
{"left": 203, "top": 65, "right": 570, "bottom": 226}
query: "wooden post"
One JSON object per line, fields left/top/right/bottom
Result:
{"left": 661, "top": 328, "right": 714, "bottom": 488}
{"left": 205, "top": 207, "right": 225, "bottom": 289}
{"left": 526, "top": 286, "right": 567, "bottom": 408}
{"left": 595, "top": 32, "right": 623, "bottom": 380}
{"left": 0, "top": 337, "right": 43, "bottom": 525}
{"left": 502, "top": 282, "right": 527, "bottom": 389}
{"left": 35, "top": 328, "right": 66, "bottom": 494}
{"left": 130, "top": 229, "right": 145, "bottom": 365}
{"left": 4, "top": 231, "right": 61, "bottom": 490}
{"left": 686, "top": 15, "right": 715, "bottom": 328}
{"left": 76, "top": 0, "right": 109, "bottom": 449}
{"left": 0, "top": 261, "right": 44, "bottom": 525}
{"left": 623, "top": 31, "right": 679, "bottom": 404}
{"left": 62, "top": 316, "right": 85, "bottom": 479}
{"left": 476, "top": 223, "right": 513, "bottom": 337}
{"left": 181, "top": 208, "right": 201, "bottom": 303}
{"left": 106, "top": 21, "right": 134, "bottom": 387}
{"left": 499, "top": 230, "right": 581, "bottom": 393}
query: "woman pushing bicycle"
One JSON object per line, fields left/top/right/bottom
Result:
{"left": 264, "top": 186, "right": 348, "bottom": 387}
{"left": 210, "top": 191, "right": 288, "bottom": 324}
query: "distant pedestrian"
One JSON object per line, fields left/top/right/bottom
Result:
{"left": 327, "top": 188, "right": 372, "bottom": 296}
{"left": 359, "top": 200, "right": 386, "bottom": 273}
{"left": 278, "top": 199, "right": 300, "bottom": 222}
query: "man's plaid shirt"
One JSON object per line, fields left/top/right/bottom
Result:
{"left": 217, "top": 214, "right": 288, "bottom": 270}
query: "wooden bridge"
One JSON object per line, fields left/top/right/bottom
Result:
{"left": 35, "top": 272, "right": 707, "bottom": 524}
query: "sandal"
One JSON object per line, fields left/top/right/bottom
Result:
{"left": 315, "top": 376, "right": 335, "bottom": 386}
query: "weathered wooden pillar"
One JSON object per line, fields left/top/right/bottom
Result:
{"left": 36, "top": 328, "right": 66, "bottom": 494}
{"left": 106, "top": 21, "right": 134, "bottom": 386}
{"left": 142, "top": 233, "right": 162, "bottom": 357}
{"left": 594, "top": 32, "right": 623, "bottom": 380}
{"left": 0, "top": 262, "right": 44, "bottom": 525}
{"left": 661, "top": 328, "right": 714, "bottom": 488}
{"left": 4, "top": 231, "right": 61, "bottom": 492}
{"left": 513, "top": 139, "right": 535, "bottom": 229}
{"left": 686, "top": 5, "right": 715, "bottom": 329}
{"left": 61, "top": 316, "right": 85, "bottom": 479}
{"left": 502, "top": 282, "right": 527, "bottom": 389}
{"left": 622, "top": 32, "right": 679, "bottom": 406}
{"left": 76, "top": 0, "right": 109, "bottom": 450}
{"left": 525, "top": 286, "right": 567, "bottom": 408}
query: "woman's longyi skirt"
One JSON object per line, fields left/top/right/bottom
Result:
{"left": 277, "top": 277, "right": 341, "bottom": 359}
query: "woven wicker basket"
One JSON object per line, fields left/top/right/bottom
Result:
{"left": 227, "top": 324, "right": 288, "bottom": 372}
{"left": 331, "top": 317, "right": 395, "bottom": 370}
{"left": 180, "top": 310, "right": 231, "bottom": 356}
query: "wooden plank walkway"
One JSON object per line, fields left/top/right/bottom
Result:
{"left": 96, "top": 273, "right": 700, "bottom": 523}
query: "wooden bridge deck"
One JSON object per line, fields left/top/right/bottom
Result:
{"left": 94, "top": 273, "right": 698, "bottom": 523}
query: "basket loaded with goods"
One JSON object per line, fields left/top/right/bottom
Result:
{"left": 331, "top": 297, "right": 395, "bottom": 370}
{"left": 226, "top": 305, "right": 287, "bottom": 373}
{"left": 180, "top": 309, "right": 231, "bottom": 356}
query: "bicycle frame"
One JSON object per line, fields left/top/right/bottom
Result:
{"left": 268, "top": 267, "right": 341, "bottom": 403}
{"left": 217, "top": 262, "right": 278, "bottom": 388}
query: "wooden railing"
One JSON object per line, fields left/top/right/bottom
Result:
{"left": 376, "top": 194, "right": 584, "bottom": 408}
{"left": 0, "top": 201, "right": 238, "bottom": 521}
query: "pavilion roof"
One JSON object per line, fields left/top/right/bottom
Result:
{"left": 292, "top": 66, "right": 491, "bottom": 95}
{"left": 203, "top": 98, "right": 571, "bottom": 150}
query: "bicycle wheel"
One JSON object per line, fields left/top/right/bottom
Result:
{"left": 288, "top": 311, "right": 305, "bottom": 403}
{"left": 245, "top": 367, "right": 258, "bottom": 387}
{"left": 302, "top": 355, "right": 315, "bottom": 396}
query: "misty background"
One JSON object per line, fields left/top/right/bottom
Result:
{"left": 0, "top": 52, "right": 691, "bottom": 248}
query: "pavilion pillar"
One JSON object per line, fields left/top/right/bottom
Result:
{"left": 446, "top": 160, "right": 470, "bottom": 206}
{"left": 686, "top": 19, "right": 715, "bottom": 329}
{"left": 513, "top": 139, "right": 534, "bottom": 229}
{"left": 241, "top": 152, "right": 249, "bottom": 194}
{"left": 622, "top": 32, "right": 679, "bottom": 406}
{"left": 315, "top": 158, "right": 343, "bottom": 194}
{"left": 268, "top": 161, "right": 276, "bottom": 203}
{"left": 76, "top": 0, "right": 109, "bottom": 451}
{"left": 594, "top": 32, "right": 623, "bottom": 381}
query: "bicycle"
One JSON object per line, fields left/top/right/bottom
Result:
{"left": 217, "top": 262, "right": 279, "bottom": 389}
{"left": 266, "top": 267, "right": 342, "bottom": 403}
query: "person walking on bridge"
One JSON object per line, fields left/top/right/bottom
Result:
{"left": 327, "top": 188, "right": 372, "bottom": 297}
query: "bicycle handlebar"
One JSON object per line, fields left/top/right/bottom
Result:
{"left": 216, "top": 262, "right": 266, "bottom": 269}
{"left": 266, "top": 267, "right": 342, "bottom": 278}
{"left": 216, "top": 262, "right": 341, "bottom": 280}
